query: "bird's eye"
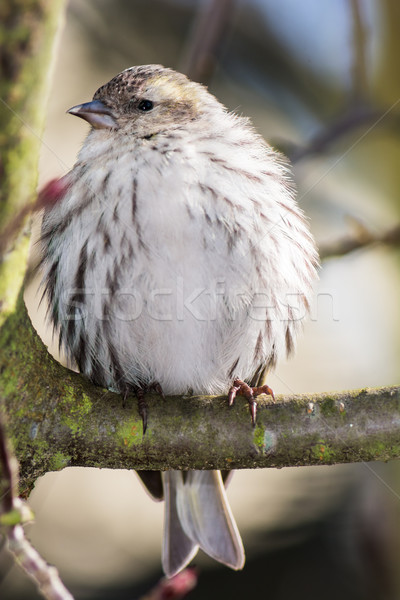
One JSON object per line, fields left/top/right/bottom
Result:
{"left": 137, "top": 99, "right": 154, "bottom": 112}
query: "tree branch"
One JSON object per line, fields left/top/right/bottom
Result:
{"left": 288, "top": 106, "right": 382, "bottom": 164}
{"left": 0, "top": 1, "right": 398, "bottom": 518}
{"left": 0, "top": 294, "right": 398, "bottom": 496}
{"left": 180, "top": 0, "right": 235, "bottom": 83}
{"left": 319, "top": 222, "right": 400, "bottom": 260}
{"left": 0, "top": 0, "right": 66, "bottom": 324}
{"left": 0, "top": 418, "right": 74, "bottom": 600}
{"left": 350, "top": 0, "right": 369, "bottom": 104}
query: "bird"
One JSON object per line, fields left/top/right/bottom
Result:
{"left": 38, "top": 64, "right": 319, "bottom": 577}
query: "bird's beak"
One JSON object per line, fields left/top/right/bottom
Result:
{"left": 67, "top": 100, "right": 118, "bottom": 130}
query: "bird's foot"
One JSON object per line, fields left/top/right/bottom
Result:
{"left": 149, "top": 381, "right": 166, "bottom": 400}
{"left": 228, "top": 378, "right": 275, "bottom": 426}
{"left": 123, "top": 382, "right": 165, "bottom": 436}
{"left": 136, "top": 388, "right": 148, "bottom": 435}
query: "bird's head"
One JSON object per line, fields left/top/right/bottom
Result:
{"left": 68, "top": 65, "right": 215, "bottom": 138}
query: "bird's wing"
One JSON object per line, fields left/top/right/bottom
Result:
{"left": 136, "top": 470, "right": 164, "bottom": 500}
{"left": 249, "top": 363, "right": 271, "bottom": 387}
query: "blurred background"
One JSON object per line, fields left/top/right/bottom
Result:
{"left": 2, "top": 0, "right": 400, "bottom": 598}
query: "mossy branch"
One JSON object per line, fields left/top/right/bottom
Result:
{"left": 0, "top": 294, "right": 398, "bottom": 496}
{"left": 0, "top": 0, "right": 399, "bottom": 507}
{"left": 0, "top": 0, "right": 66, "bottom": 324}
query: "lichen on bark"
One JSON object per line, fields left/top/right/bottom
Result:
{"left": 0, "top": 0, "right": 400, "bottom": 503}
{"left": 0, "top": 0, "right": 65, "bottom": 322}
{"left": 1, "top": 294, "right": 400, "bottom": 496}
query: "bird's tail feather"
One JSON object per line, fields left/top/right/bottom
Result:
{"left": 162, "top": 470, "right": 245, "bottom": 578}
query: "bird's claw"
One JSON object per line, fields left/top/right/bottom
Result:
{"left": 228, "top": 378, "right": 275, "bottom": 426}
{"left": 249, "top": 400, "right": 257, "bottom": 426}
{"left": 123, "top": 382, "right": 165, "bottom": 437}
{"left": 150, "top": 381, "right": 166, "bottom": 400}
{"left": 136, "top": 388, "right": 148, "bottom": 435}
{"left": 228, "top": 381, "right": 241, "bottom": 406}
{"left": 138, "top": 382, "right": 165, "bottom": 435}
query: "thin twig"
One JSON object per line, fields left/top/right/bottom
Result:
{"left": 7, "top": 524, "right": 74, "bottom": 600}
{"left": 0, "top": 416, "right": 74, "bottom": 600}
{"left": 0, "top": 420, "right": 16, "bottom": 513}
{"left": 319, "top": 223, "right": 400, "bottom": 260}
{"left": 180, "top": 0, "right": 235, "bottom": 83}
{"left": 288, "top": 106, "right": 382, "bottom": 164}
{"left": 350, "top": 0, "right": 369, "bottom": 103}
{"left": 139, "top": 568, "right": 198, "bottom": 600}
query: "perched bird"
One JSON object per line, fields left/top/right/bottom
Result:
{"left": 39, "top": 65, "right": 318, "bottom": 577}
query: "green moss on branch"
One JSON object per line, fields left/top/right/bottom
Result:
{"left": 0, "top": 0, "right": 66, "bottom": 323}
{"left": 1, "top": 295, "right": 399, "bottom": 496}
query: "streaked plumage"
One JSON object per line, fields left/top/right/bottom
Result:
{"left": 39, "top": 65, "right": 318, "bottom": 577}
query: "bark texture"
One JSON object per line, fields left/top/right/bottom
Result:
{"left": 1, "top": 295, "right": 399, "bottom": 496}
{"left": 0, "top": 0, "right": 399, "bottom": 504}
{"left": 0, "top": 0, "right": 65, "bottom": 323}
